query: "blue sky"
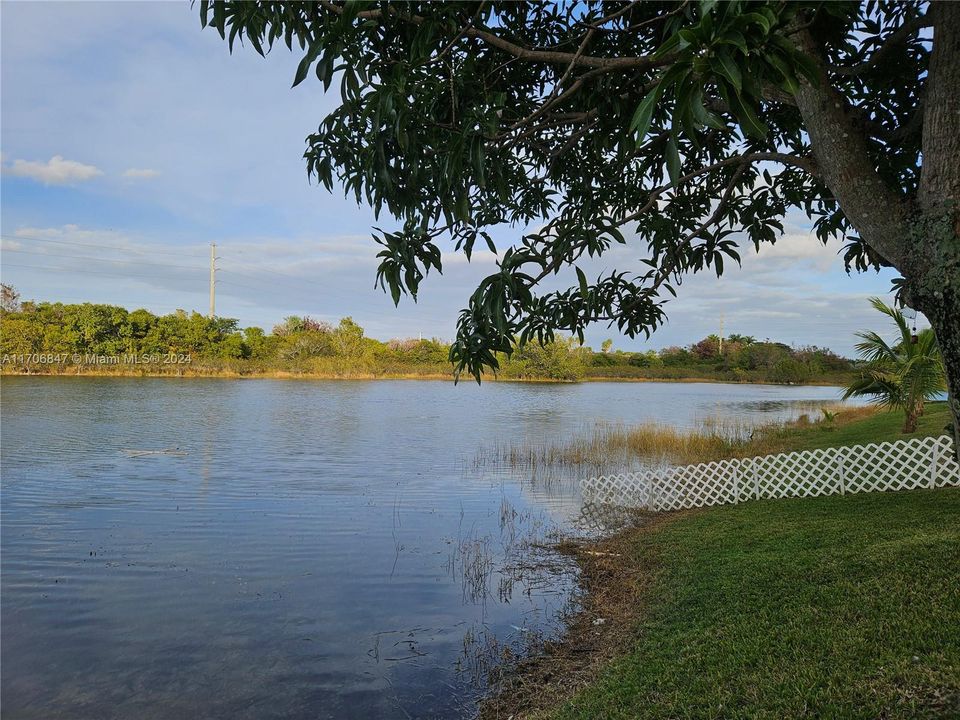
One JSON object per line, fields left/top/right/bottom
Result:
{"left": 0, "top": 1, "right": 916, "bottom": 354}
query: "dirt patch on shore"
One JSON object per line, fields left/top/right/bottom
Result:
{"left": 479, "top": 509, "right": 693, "bottom": 720}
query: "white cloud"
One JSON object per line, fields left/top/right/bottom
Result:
{"left": 122, "top": 168, "right": 160, "bottom": 180}
{"left": 6, "top": 155, "right": 103, "bottom": 185}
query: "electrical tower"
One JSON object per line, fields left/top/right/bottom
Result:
{"left": 209, "top": 242, "right": 217, "bottom": 318}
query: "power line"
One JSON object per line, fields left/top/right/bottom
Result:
{"left": 209, "top": 242, "right": 217, "bottom": 319}
{"left": 1, "top": 247, "right": 206, "bottom": 272}
{"left": 9, "top": 290, "right": 192, "bottom": 314}
{"left": 0, "top": 231, "right": 208, "bottom": 258}
{"left": 0, "top": 261, "right": 209, "bottom": 283}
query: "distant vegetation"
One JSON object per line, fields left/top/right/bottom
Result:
{"left": 588, "top": 332, "right": 853, "bottom": 384}
{"left": 0, "top": 294, "right": 853, "bottom": 384}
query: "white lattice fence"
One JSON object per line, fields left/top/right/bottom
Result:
{"left": 581, "top": 435, "right": 960, "bottom": 511}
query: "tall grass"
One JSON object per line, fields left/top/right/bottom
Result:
{"left": 478, "top": 406, "right": 878, "bottom": 474}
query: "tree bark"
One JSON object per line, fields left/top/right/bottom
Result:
{"left": 794, "top": 6, "right": 960, "bottom": 455}
{"left": 915, "top": 284, "right": 960, "bottom": 454}
{"left": 793, "top": 30, "right": 913, "bottom": 269}
{"left": 914, "top": 1, "right": 960, "bottom": 457}
{"left": 903, "top": 407, "right": 919, "bottom": 435}
{"left": 918, "top": 2, "right": 960, "bottom": 226}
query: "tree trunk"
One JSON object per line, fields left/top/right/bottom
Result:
{"left": 914, "top": 1, "right": 960, "bottom": 457}
{"left": 915, "top": 283, "right": 960, "bottom": 455}
{"left": 794, "top": 5, "right": 960, "bottom": 457}
{"left": 903, "top": 407, "right": 919, "bottom": 435}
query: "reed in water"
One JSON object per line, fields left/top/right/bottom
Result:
{"left": 477, "top": 406, "right": 877, "bottom": 474}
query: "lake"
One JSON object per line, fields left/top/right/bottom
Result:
{"left": 1, "top": 378, "right": 849, "bottom": 719}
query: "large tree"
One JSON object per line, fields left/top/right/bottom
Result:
{"left": 200, "top": 0, "right": 960, "bottom": 447}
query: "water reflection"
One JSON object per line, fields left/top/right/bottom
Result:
{"left": 1, "top": 378, "right": 853, "bottom": 719}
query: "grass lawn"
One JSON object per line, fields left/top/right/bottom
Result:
{"left": 764, "top": 401, "right": 953, "bottom": 453}
{"left": 492, "top": 403, "right": 960, "bottom": 719}
{"left": 547, "top": 488, "right": 960, "bottom": 720}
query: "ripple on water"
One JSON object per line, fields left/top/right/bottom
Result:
{"left": 1, "top": 377, "right": 852, "bottom": 719}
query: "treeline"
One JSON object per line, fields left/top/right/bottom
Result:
{"left": 588, "top": 334, "right": 853, "bottom": 384}
{"left": 0, "top": 301, "right": 451, "bottom": 376}
{"left": 0, "top": 297, "right": 852, "bottom": 383}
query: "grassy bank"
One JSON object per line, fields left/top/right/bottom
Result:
{"left": 485, "top": 403, "right": 952, "bottom": 472}
{"left": 585, "top": 363, "right": 855, "bottom": 386}
{"left": 0, "top": 364, "right": 853, "bottom": 386}
{"left": 484, "top": 404, "right": 959, "bottom": 719}
{"left": 537, "top": 489, "right": 960, "bottom": 720}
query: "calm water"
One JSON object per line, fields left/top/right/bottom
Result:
{"left": 1, "top": 378, "right": 848, "bottom": 719}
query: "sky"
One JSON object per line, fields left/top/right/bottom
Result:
{"left": 0, "top": 1, "right": 919, "bottom": 355}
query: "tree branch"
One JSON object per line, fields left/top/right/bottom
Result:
{"left": 523, "top": 151, "right": 816, "bottom": 289}
{"left": 829, "top": 14, "right": 932, "bottom": 76}
{"left": 793, "top": 28, "right": 912, "bottom": 267}
{"left": 617, "top": 152, "right": 819, "bottom": 227}
{"left": 318, "top": 0, "right": 678, "bottom": 72}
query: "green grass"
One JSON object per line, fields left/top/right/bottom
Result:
{"left": 767, "top": 401, "right": 952, "bottom": 452}
{"left": 549, "top": 489, "right": 960, "bottom": 720}
{"left": 540, "top": 404, "right": 959, "bottom": 719}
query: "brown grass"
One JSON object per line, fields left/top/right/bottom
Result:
{"left": 477, "top": 405, "right": 879, "bottom": 475}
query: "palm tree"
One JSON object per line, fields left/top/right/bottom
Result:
{"left": 843, "top": 298, "right": 946, "bottom": 433}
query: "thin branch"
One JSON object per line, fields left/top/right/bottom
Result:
{"left": 464, "top": 26, "right": 678, "bottom": 71}
{"left": 522, "top": 151, "right": 816, "bottom": 290}
{"left": 418, "top": 2, "right": 488, "bottom": 68}
{"left": 643, "top": 163, "right": 749, "bottom": 294}
{"left": 829, "top": 14, "right": 932, "bottom": 76}
{"left": 587, "top": 0, "right": 690, "bottom": 34}
{"left": 581, "top": 1, "right": 643, "bottom": 30}
{"left": 680, "top": 162, "right": 748, "bottom": 245}
{"left": 617, "top": 152, "right": 819, "bottom": 227}
{"left": 318, "top": 0, "right": 678, "bottom": 72}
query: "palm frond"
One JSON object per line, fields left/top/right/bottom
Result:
{"left": 845, "top": 300, "right": 946, "bottom": 424}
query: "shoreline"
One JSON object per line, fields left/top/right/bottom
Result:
{"left": 479, "top": 403, "right": 956, "bottom": 719}
{"left": 480, "top": 512, "right": 683, "bottom": 720}
{"left": 485, "top": 488, "right": 960, "bottom": 720}
{"left": 0, "top": 368, "right": 848, "bottom": 388}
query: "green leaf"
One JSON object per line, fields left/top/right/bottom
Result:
{"left": 767, "top": 52, "right": 799, "bottom": 94}
{"left": 692, "top": 97, "right": 727, "bottom": 130}
{"left": 793, "top": 51, "right": 821, "bottom": 86}
{"left": 666, "top": 135, "right": 681, "bottom": 185}
{"left": 576, "top": 267, "right": 589, "bottom": 297}
{"left": 739, "top": 12, "right": 772, "bottom": 34}
{"left": 293, "top": 45, "right": 320, "bottom": 88}
{"left": 718, "top": 80, "right": 769, "bottom": 139}
{"left": 717, "top": 30, "right": 748, "bottom": 56}
{"left": 678, "top": 28, "right": 700, "bottom": 50}
{"left": 711, "top": 49, "right": 742, "bottom": 92}
{"left": 629, "top": 85, "right": 663, "bottom": 141}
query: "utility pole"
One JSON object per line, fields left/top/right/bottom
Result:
{"left": 209, "top": 242, "right": 217, "bottom": 319}
{"left": 719, "top": 312, "right": 725, "bottom": 354}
